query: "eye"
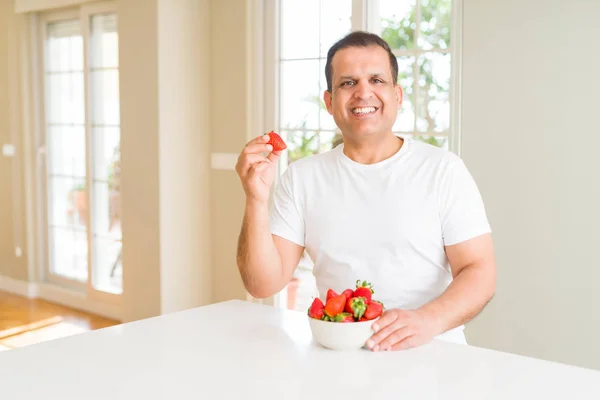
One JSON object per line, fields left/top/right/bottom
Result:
{"left": 372, "top": 78, "right": 384, "bottom": 84}
{"left": 340, "top": 81, "right": 354, "bottom": 87}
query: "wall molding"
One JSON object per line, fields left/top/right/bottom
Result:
{"left": 0, "top": 274, "right": 121, "bottom": 321}
{"left": 0, "top": 274, "right": 38, "bottom": 298}
{"left": 14, "top": 0, "right": 97, "bottom": 13}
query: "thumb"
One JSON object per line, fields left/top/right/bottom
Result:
{"left": 267, "top": 150, "right": 282, "bottom": 163}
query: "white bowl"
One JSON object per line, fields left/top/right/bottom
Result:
{"left": 308, "top": 316, "right": 379, "bottom": 351}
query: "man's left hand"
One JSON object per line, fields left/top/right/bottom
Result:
{"left": 365, "top": 309, "right": 440, "bottom": 351}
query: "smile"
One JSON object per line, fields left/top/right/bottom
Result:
{"left": 351, "top": 106, "right": 378, "bottom": 115}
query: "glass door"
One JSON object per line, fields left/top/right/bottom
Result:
{"left": 39, "top": 4, "right": 122, "bottom": 305}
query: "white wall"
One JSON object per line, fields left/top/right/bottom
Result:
{"left": 119, "top": 0, "right": 212, "bottom": 321}
{"left": 157, "top": 0, "right": 212, "bottom": 314}
{"left": 462, "top": 0, "right": 600, "bottom": 370}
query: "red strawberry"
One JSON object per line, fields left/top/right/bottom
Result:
{"left": 333, "top": 312, "right": 354, "bottom": 322}
{"left": 324, "top": 294, "right": 346, "bottom": 317}
{"left": 363, "top": 301, "right": 383, "bottom": 320}
{"left": 354, "top": 280, "right": 374, "bottom": 303}
{"left": 308, "top": 298, "right": 324, "bottom": 320}
{"left": 342, "top": 289, "right": 354, "bottom": 300}
{"left": 266, "top": 131, "right": 287, "bottom": 151}
{"left": 344, "top": 296, "right": 367, "bottom": 319}
{"left": 326, "top": 289, "right": 339, "bottom": 302}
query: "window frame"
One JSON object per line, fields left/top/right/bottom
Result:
{"left": 266, "top": 0, "right": 463, "bottom": 163}
{"left": 34, "top": 1, "right": 122, "bottom": 316}
{"left": 255, "top": 0, "right": 463, "bottom": 308}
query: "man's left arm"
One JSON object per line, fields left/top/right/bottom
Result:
{"left": 367, "top": 233, "right": 496, "bottom": 351}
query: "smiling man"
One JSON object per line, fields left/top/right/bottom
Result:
{"left": 235, "top": 31, "right": 496, "bottom": 351}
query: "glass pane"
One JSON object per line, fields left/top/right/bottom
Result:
{"left": 319, "top": 0, "right": 352, "bottom": 57}
{"left": 416, "top": 53, "right": 450, "bottom": 132}
{"left": 414, "top": 135, "right": 448, "bottom": 150}
{"left": 318, "top": 60, "right": 337, "bottom": 130}
{"left": 283, "top": 130, "right": 319, "bottom": 165}
{"left": 47, "top": 126, "right": 86, "bottom": 178}
{"left": 91, "top": 69, "right": 120, "bottom": 125}
{"left": 92, "top": 181, "right": 121, "bottom": 238}
{"left": 380, "top": 0, "right": 417, "bottom": 50}
{"left": 47, "top": 21, "right": 82, "bottom": 72}
{"left": 91, "top": 14, "right": 119, "bottom": 69}
{"left": 47, "top": 72, "right": 85, "bottom": 125}
{"left": 93, "top": 235, "right": 122, "bottom": 294}
{"left": 280, "top": 60, "right": 320, "bottom": 130}
{"left": 418, "top": 0, "right": 451, "bottom": 50}
{"left": 318, "top": 131, "right": 341, "bottom": 152}
{"left": 92, "top": 127, "right": 120, "bottom": 181}
{"left": 49, "top": 227, "right": 88, "bottom": 282}
{"left": 280, "top": 0, "right": 320, "bottom": 59}
{"left": 393, "top": 56, "right": 416, "bottom": 132}
{"left": 283, "top": 130, "right": 340, "bottom": 165}
{"left": 48, "top": 177, "right": 86, "bottom": 228}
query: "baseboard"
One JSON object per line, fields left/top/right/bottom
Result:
{"left": 0, "top": 274, "right": 121, "bottom": 321}
{"left": 36, "top": 283, "right": 122, "bottom": 322}
{"left": 0, "top": 275, "right": 38, "bottom": 298}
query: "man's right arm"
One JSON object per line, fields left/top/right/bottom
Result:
{"left": 236, "top": 199, "right": 304, "bottom": 299}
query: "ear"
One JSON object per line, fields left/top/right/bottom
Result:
{"left": 395, "top": 85, "right": 403, "bottom": 109}
{"left": 324, "top": 90, "right": 333, "bottom": 115}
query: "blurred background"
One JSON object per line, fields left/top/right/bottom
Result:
{"left": 0, "top": 0, "right": 599, "bottom": 372}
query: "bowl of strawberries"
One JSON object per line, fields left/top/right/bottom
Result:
{"left": 307, "top": 280, "right": 384, "bottom": 350}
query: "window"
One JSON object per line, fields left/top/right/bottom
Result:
{"left": 39, "top": 5, "right": 122, "bottom": 297}
{"left": 278, "top": 0, "right": 453, "bottom": 166}
{"left": 274, "top": 0, "right": 457, "bottom": 310}
{"left": 379, "top": 0, "right": 452, "bottom": 149}
{"left": 278, "top": 0, "right": 353, "bottom": 167}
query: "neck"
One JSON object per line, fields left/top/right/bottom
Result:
{"left": 342, "top": 133, "right": 403, "bottom": 165}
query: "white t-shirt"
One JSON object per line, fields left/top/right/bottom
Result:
{"left": 269, "top": 137, "right": 491, "bottom": 344}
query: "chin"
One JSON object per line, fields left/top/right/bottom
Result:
{"left": 347, "top": 125, "right": 384, "bottom": 138}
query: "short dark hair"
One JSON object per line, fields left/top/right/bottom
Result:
{"left": 325, "top": 31, "right": 398, "bottom": 92}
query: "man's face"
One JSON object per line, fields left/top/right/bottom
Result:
{"left": 324, "top": 46, "right": 402, "bottom": 140}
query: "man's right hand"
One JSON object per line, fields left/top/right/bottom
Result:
{"left": 235, "top": 134, "right": 282, "bottom": 204}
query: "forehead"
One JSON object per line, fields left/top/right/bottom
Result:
{"left": 330, "top": 45, "right": 392, "bottom": 79}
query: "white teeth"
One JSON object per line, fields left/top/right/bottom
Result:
{"left": 352, "top": 107, "right": 376, "bottom": 115}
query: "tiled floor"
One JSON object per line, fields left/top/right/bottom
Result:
{"left": 0, "top": 291, "right": 119, "bottom": 351}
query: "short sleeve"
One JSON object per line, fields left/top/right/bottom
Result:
{"left": 269, "top": 167, "right": 305, "bottom": 247}
{"left": 439, "top": 157, "right": 491, "bottom": 246}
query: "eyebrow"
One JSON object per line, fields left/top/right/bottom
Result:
{"left": 337, "top": 73, "right": 388, "bottom": 82}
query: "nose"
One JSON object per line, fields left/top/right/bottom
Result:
{"left": 352, "top": 79, "right": 374, "bottom": 101}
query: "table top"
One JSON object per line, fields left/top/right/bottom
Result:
{"left": 1, "top": 299, "right": 599, "bottom": 399}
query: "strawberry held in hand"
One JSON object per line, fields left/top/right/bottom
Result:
{"left": 266, "top": 131, "right": 287, "bottom": 151}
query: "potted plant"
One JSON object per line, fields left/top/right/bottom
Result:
{"left": 107, "top": 144, "right": 121, "bottom": 232}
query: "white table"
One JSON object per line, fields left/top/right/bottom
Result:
{"left": 1, "top": 300, "right": 599, "bottom": 399}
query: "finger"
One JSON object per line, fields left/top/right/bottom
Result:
{"left": 267, "top": 150, "right": 282, "bottom": 163}
{"left": 371, "top": 310, "right": 399, "bottom": 334}
{"left": 378, "top": 326, "right": 413, "bottom": 351}
{"left": 391, "top": 335, "right": 419, "bottom": 351}
{"left": 368, "top": 315, "right": 398, "bottom": 345}
{"left": 366, "top": 313, "right": 399, "bottom": 350}
{"left": 246, "top": 134, "right": 271, "bottom": 146}
{"left": 247, "top": 160, "right": 272, "bottom": 178}
{"left": 237, "top": 154, "right": 270, "bottom": 175}
{"left": 242, "top": 143, "right": 274, "bottom": 155}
